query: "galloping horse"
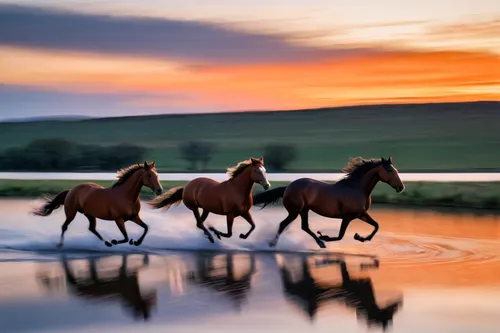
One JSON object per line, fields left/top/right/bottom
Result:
{"left": 279, "top": 255, "right": 402, "bottom": 329}
{"left": 149, "top": 157, "right": 270, "bottom": 243}
{"left": 32, "top": 161, "right": 163, "bottom": 248}
{"left": 252, "top": 157, "right": 405, "bottom": 248}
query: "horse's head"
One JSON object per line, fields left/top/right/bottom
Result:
{"left": 377, "top": 157, "right": 405, "bottom": 193}
{"left": 250, "top": 156, "right": 271, "bottom": 190}
{"left": 141, "top": 161, "right": 163, "bottom": 195}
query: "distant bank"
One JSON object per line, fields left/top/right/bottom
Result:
{"left": 1, "top": 172, "right": 500, "bottom": 182}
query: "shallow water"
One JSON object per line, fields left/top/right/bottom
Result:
{"left": 0, "top": 199, "right": 499, "bottom": 332}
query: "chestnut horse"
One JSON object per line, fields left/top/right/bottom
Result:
{"left": 32, "top": 161, "right": 163, "bottom": 248}
{"left": 149, "top": 157, "right": 270, "bottom": 243}
{"left": 252, "top": 157, "right": 405, "bottom": 248}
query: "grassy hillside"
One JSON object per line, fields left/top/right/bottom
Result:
{"left": 1, "top": 101, "right": 499, "bottom": 172}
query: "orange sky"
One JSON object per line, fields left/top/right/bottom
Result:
{"left": 0, "top": 1, "right": 499, "bottom": 118}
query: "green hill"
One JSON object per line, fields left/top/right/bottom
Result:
{"left": 1, "top": 101, "right": 499, "bottom": 172}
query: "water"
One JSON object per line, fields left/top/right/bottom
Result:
{"left": 0, "top": 199, "right": 499, "bottom": 332}
{"left": 1, "top": 172, "right": 500, "bottom": 182}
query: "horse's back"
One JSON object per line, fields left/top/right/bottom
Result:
{"left": 183, "top": 177, "right": 221, "bottom": 207}
{"left": 285, "top": 178, "right": 329, "bottom": 196}
{"left": 67, "top": 182, "right": 106, "bottom": 201}
{"left": 184, "top": 177, "right": 220, "bottom": 195}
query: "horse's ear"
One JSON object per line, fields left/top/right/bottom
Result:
{"left": 144, "top": 161, "right": 150, "bottom": 169}
{"left": 251, "top": 157, "right": 259, "bottom": 164}
{"left": 381, "top": 157, "right": 386, "bottom": 163}
{"left": 259, "top": 156, "right": 264, "bottom": 163}
{"left": 388, "top": 156, "right": 393, "bottom": 164}
{"left": 151, "top": 161, "right": 156, "bottom": 168}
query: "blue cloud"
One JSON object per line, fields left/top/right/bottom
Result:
{"left": 0, "top": 4, "right": 375, "bottom": 64}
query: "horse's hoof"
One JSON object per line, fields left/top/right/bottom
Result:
{"left": 209, "top": 227, "right": 221, "bottom": 240}
{"left": 104, "top": 241, "right": 112, "bottom": 247}
{"left": 239, "top": 233, "right": 247, "bottom": 239}
{"left": 317, "top": 241, "right": 326, "bottom": 249}
{"left": 133, "top": 241, "right": 141, "bottom": 246}
{"left": 208, "top": 237, "right": 215, "bottom": 244}
{"left": 269, "top": 241, "right": 276, "bottom": 248}
{"left": 56, "top": 243, "right": 63, "bottom": 248}
{"left": 111, "top": 239, "right": 118, "bottom": 245}
{"left": 129, "top": 239, "right": 134, "bottom": 245}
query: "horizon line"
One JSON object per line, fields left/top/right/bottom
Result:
{"left": 1, "top": 100, "right": 498, "bottom": 124}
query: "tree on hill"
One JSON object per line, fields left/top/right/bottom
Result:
{"left": 179, "top": 141, "right": 216, "bottom": 171}
{"left": 263, "top": 143, "right": 297, "bottom": 171}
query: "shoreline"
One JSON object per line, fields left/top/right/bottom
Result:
{"left": 1, "top": 179, "right": 499, "bottom": 211}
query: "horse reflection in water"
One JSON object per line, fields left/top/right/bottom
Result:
{"left": 279, "top": 255, "right": 402, "bottom": 330}
{"left": 38, "top": 254, "right": 157, "bottom": 320}
{"left": 186, "top": 253, "right": 256, "bottom": 311}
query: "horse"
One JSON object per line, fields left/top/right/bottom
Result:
{"left": 187, "top": 253, "right": 256, "bottom": 311}
{"left": 252, "top": 156, "right": 405, "bottom": 248}
{"left": 149, "top": 157, "right": 270, "bottom": 243}
{"left": 32, "top": 161, "right": 163, "bottom": 248}
{"left": 37, "top": 254, "right": 157, "bottom": 320}
{"left": 279, "top": 254, "right": 402, "bottom": 330}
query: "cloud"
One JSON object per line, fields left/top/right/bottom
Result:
{"left": 427, "top": 18, "right": 500, "bottom": 40}
{"left": 0, "top": 4, "right": 375, "bottom": 65}
{"left": 0, "top": 84, "right": 206, "bottom": 120}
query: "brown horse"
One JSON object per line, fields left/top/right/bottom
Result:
{"left": 32, "top": 161, "right": 163, "bottom": 248}
{"left": 279, "top": 255, "right": 402, "bottom": 330}
{"left": 37, "top": 254, "right": 157, "bottom": 320}
{"left": 253, "top": 157, "right": 405, "bottom": 248}
{"left": 186, "top": 253, "right": 256, "bottom": 310}
{"left": 149, "top": 157, "right": 270, "bottom": 243}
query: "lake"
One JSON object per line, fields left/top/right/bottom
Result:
{"left": 0, "top": 199, "right": 499, "bottom": 332}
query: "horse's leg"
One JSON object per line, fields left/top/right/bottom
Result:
{"left": 209, "top": 214, "right": 234, "bottom": 239}
{"left": 61, "top": 259, "right": 77, "bottom": 285}
{"left": 269, "top": 212, "right": 299, "bottom": 247}
{"left": 239, "top": 211, "right": 255, "bottom": 239}
{"left": 120, "top": 254, "right": 127, "bottom": 277}
{"left": 111, "top": 218, "right": 129, "bottom": 245}
{"left": 128, "top": 215, "right": 149, "bottom": 246}
{"left": 354, "top": 213, "right": 379, "bottom": 242}
{"left": 200, "top": 210, "right": 209, "bottom": 222}
{"left": 85, "top": 214, "right": 112, "bottom": 247}
{"left": 57, "top": 210, "right": 77, "bottom": 248}
{"left": 300, "top": 209, "right": 326, "bottom": 249}
{"left": 89, "top": 258, "right": 99, "bottom": 281}
{"left": 317, "top": 217, "right": 354, "bottom": 242}
{"left": 193, "top": 209, "right": 214, "bottom": 243}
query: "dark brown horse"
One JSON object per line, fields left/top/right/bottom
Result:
{"left": 149, "top": 157, "right": 270, "bottom": 243}
{"left": 279, "top": 255, "right": 402, "bottom": 330}
{"left": 253, "top": 157, "right": 405, "bottom": 248}
{"left": 37, "top": 254, "right": 157, "bottom": 320}
{"left": 187, "top": 253, "right": 256, "bottom": 310}
{"left": 32, "top": 161, "right": 163, "bottom": 248}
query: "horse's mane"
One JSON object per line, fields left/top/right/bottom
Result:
{"left": 226, "top": 159, "right": 253, "bottom": 179}
{"left": 340, "top": 157, "right": 382, "bottom": 181}
{"left": 112, "top": 162, "right": 148, "bottom": 188}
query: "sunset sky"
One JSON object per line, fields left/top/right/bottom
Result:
{"left": 0, "top": 0, "right": 499, "bottom": 119}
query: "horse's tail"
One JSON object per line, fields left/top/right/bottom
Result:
{"left": 148, "top": 186, "right": 184, "bottom": 211}
{"left": 252, "top": 186, "right": 287, "bottom": 209}
{"left": 32, "top": 190, "right": 70, "bottom": 216}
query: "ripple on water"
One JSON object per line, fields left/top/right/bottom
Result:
{"left": 335, "top": 232, "right": 500, "bottom": 267}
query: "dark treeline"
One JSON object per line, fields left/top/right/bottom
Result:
{"left": 0, "top": 139, "right": 145, "bottom": 171}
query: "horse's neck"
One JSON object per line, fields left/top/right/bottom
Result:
{"left": 115, "top": 171, "right": 144, "bottom": 201}
{"left": 358, "top": 168, "right": 380, "bottom": 196}
{"left": 228, "top": 168, "right": 254, "bottom": 198}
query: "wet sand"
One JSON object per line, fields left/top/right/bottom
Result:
{"left": 0, "top": 200, "right": 499, "bottom": 332}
